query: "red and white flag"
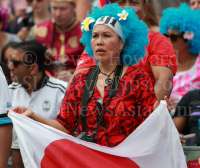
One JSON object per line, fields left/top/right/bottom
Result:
{"left": 8, "top": 101, "right": 187, "bottom": 168}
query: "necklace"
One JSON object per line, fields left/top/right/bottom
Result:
{"left": 99, "top": 68, "right": 116, "bottom": 85}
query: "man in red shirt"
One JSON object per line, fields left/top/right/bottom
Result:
{"left": 74, "top": 0, "right": 177, "bottom": 102}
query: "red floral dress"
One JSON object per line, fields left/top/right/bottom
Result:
{"left": 187, "top": 159, "right": 200, "bottom": 167}
{"left": 55, "top": 66, "right": 156, "bottom": 147}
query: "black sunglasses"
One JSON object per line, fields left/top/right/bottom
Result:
{"left": 10, "top": 56, "right": 33, "bottom": 68}
{"left": 164, "top": 34, "right": 184, "bottom": 42}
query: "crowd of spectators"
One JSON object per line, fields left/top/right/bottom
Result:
{"left": 0, "top": 0, "right": 200, "bottom": 167}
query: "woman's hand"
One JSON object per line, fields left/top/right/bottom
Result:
{"left": 11, "top": 106, "right": 34, "bottom": 118}
{"left": 180, "top": 134, "right": 186, "bottom": 146}
{"left": 154, "top": 96, "right": 173, "bottom": 112}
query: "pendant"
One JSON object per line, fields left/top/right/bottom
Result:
{"left": 105, "top": 78, "right": 112, "bottom": 85}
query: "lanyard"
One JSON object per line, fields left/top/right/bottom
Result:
{"left": 72, "top": 64, "right": 123, "bottom": 137}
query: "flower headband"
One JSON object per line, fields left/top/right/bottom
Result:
{"left": 81, "top": 10, "right": 129, "bottom": 40}
{"left": 183, "top": 31, "right": 194, "bottom": 40}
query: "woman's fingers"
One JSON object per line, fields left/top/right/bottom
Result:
{"left": 11, "top": 106, "right": 28, "bottom": 114}
{"left": 154, "top": 101, "right": 159, "bottom": 110}
{"left": 22, "top": 109, "right": 34, "bottom": 118}
{"left": 164, "top": 96, "right": 171, "bottom": 106}
{"left": 180, "top": 134, "right": 186, "bottom": 146}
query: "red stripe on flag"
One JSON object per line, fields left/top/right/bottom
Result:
{"left": 41, "top": 139, "right": 140, "bottom": 168}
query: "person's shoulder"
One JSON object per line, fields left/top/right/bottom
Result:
{"left": 0, "top": 67, "right": 8, "bottom": 85}
{"left": 148, "top": 30, "right": 174, "bottom": 53}
{"left": 47, "top": 76, "right": 68, "bottom": 93}
{"left": 36, "top": 18, "right": 52, "bottom": 27}
{"left": 185, "top": 89, "right": 200, "bottom": 99}
{"left": 8, "top": 82, "right": 22, "bottom": 90}
{"left": 148, "top": 30, "right": 167, "bottom": 41}
{"left": 6, "top": 33, "right": 21, "bottom": 43}
{"left": 66, "top": 20, "right": 82, "bottom": 34}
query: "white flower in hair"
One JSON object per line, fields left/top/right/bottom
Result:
{"left": 117, "top": 10, "right": 129, "bottom": 20}
{"left": 81, "top": 17, "right": 95, "bottom": 31}
{"left": 183, "top": 31, "right": 195, "bottom": 40}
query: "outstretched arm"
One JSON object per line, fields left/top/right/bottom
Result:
{"left": 151, "top": 65, "right": 174, "bottom": 101}
{"left": 12, "top": 106, "right": 70, "bottom": 135}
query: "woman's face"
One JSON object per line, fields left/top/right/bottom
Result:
{"left": 91, "top": 25, "right": 124, "bottom": 65}
{"left": 167, "top": 28, "right": 190, "bottom": 56}
{"left": 4, "top": 47, "right": 15, "bottom": 65}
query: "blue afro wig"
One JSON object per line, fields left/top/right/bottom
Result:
{"left": 80, "top": 3, "right": 148, "bottom": 65}
{"left": 160, "top": 3, "right": 200, "bottom": 54}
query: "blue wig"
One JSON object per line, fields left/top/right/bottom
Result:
{"left": 80, "top": 3, "right": 148, "bottom": 65}
{"left": 160, "top": 3, "right": 200, "bottom": 54}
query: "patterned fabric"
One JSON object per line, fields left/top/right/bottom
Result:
{"left": 171, "top": 55, "right": 200, "bottom": 101}
{"left": 187, "top": 158, "right": 200, "bottom": 168}
{"left": 55, "top": 66, "right": 156, "bottom": 147}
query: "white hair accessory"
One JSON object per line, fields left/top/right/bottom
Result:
{"left": 94, "top": 16, "right": 124, "bottom": 39}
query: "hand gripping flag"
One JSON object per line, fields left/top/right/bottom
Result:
{"left": 8, "top": 101, "right": 187, "bottom": 168}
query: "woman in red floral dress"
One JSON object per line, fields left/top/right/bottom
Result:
{"left": 11, "top": 3, "right": 157, "bottom": 147}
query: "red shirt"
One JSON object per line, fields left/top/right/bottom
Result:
{"left": 56, "top": 66, "right": 156, "bottom": 147}
{"left": 187, "top": 158, "right": 200, "bottom": 167}
{"left": 35, "top": 19, "right": 84, "bottom": 76}
{"left": 76, "top": 30, "right": 177, "bottom": 85}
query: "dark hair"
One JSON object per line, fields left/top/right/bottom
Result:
{"left": 1, "top": 42, "right": 19, "bottom": 64}
{"left": 143, "top": 0, "right": 158, "bottom": 27}
{"left": 0, "top": 61, "right": 11, "bottom": 84}
{"left": 14, "top": 40, "right": 46, "bottom": 72}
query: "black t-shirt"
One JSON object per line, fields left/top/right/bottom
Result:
{"left": 11, "top": 12, "right": 34, "bottom": 34}
{"left": 173, "top": 90, "right": 200, "bottom": 145}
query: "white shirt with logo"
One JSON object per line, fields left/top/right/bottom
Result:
{"left": 9, "top": 76, "right": 67, "bottom": 120}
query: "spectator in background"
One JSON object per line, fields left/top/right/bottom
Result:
{"left": 8, "top": 41, "right": 67, "bottom": 168}
{"left": 190, "top": 0, "right": 200, "bottom": 9}
{"left": 0, "top": 0, "right": 28, "bottom": 24}
{"left": 0, "top": 7, "right": 21, "bottom": 57}
{"left": 1, "top": 42, "right": 18, "bottom": 65}
{"left": 160, "top": 3, "right": 200, "bottom": 108}
{"left": 73, "top": 0, "right": 177, "bottom": 102}
{"left": 27, "top": 0, "right": 84, "bottom": 81}
{"left": 11, "top": 0, "right": 51, "bottom": 41}
{"left": 0, "top": 61, "right": 11, "bottom": 84}
{"left": 153, "top": 0, "right": 190, "bottom": 17}
{"left": 173, "top": 89, "right": 200, "bottom": 146}
{"left": 143, "top": 0, "right": 159, "bottom": 32}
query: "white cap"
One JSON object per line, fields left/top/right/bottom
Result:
{"left": 94, "top": 16, "right": 124, "bottom": 39}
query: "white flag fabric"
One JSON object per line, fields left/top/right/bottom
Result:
{"left": 8, "top": 101, "right": 187, "bottom": 168}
